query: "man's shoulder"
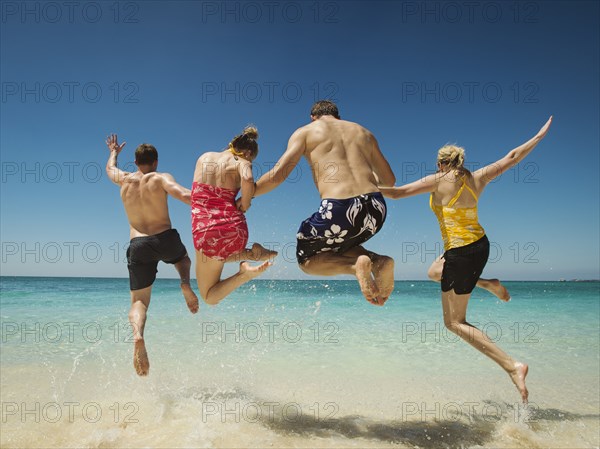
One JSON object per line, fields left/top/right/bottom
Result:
{"left": 342, "top": 119, "right": 369, "bottom": 133}
{"left": 293, "top": 123, "right": 312, "bottom": 134}
{"left": 143, "top": 171, "right": 174, "bottom": 183}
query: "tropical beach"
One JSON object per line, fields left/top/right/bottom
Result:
{"left": 1, "top": 1, "right": 599, "bottom": 448}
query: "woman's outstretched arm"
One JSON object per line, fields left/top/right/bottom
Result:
{"left": 474, "top": 116, "right": 553, "bottom": 187}
{"left": 379, "top": 173, "right": 438, "bottom": 199}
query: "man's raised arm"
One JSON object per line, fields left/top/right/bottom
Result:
{"left": 105, "top": 133, "right": 129, "bottom": 185}
{"left": 254, "top": 128, "right": 306, "bottom": 197}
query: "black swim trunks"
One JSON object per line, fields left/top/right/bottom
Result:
{"left": 296, "top": 192, "right": 387, "bottom": 264}
{"left": 126, "top": 229, "right": 187, "bottom": 290}
{"left": 441, "top": 235, "right": 490, "bottom": 295}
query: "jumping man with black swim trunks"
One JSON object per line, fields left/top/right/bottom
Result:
{"left": 254, "top": 101, "right": 397, "bottom": 304}
{"left": 105, "top": 134, "right": 199, "bottom": 376}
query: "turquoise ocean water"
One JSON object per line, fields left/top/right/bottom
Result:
{"left": 1, "top": 277, "right": 599, "bottom": 448}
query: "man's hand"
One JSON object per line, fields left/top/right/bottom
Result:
{"left": 105, "top": 133, "right": 129, "bottom": 185}
{"left": 106, "top": 134, "right": 126, "bottom": 154}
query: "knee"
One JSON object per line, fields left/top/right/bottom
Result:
{"left": 200, "top": 293, "right": 214, "bottom": 305}
{"left": 128, "top": 301, "right": 146, "bottom": 319}
{"left": 196, "top": 284, "right": 209, "bottom": 303}
{"left": 427, "top": 269, "right": 437, "bottom": 282}
{"left": 428, "top": 265, "right": 440, "bottom": 282}
{"left": 197, "top": 286, "right": 217, "bottom": 306}
{"left": 444, "top": 318, "right": 461, "bottom": 334}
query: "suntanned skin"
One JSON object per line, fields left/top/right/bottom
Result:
{"left": 191, "top": 148, "right": 277, "bottom": 306}
{"left": 255, "top": 115, "right": 396, "bottom": 199}
{"left": 105, "top": 134, "right": 199, "bottom": 377}
{"left": 255, "top": 114, "right": 397, "bottom": 305}
{"left": 194, "top": 149, "right": 255, "bottom": 212}
{"left": 380, "top": 116, "right": 553, "bottom": 403}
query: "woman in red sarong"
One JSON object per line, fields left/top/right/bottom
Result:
{"left": 191, "top": 126, "right": 277, "bottom": 305}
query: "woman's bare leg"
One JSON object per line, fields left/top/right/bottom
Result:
{"left": 441, "top": 289, "right": 529, "bottom": 402}
{"left": 428, "top": 256, "right": 510, "bottom": 302}
{"left": 476, "top": 278, "right": 511, "bottom": 301}
{"left": 196, "top": 250, "right": 271, "bottom": 306}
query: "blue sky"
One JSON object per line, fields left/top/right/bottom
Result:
{"left": 1, "top": 0, "right": 598, "bottom": 280}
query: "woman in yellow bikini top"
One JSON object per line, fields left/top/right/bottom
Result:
{"left": 379, "top": 116, "right": 553, "bottom": 404}
{"left": 430, "top": 173, "right": 486, "bottom": 251}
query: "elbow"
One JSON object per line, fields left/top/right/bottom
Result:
{"left": 180, "top": 188, "right": 191, "bottom": 205}
{"left": 244, "top": 180, "right": 257, "bottom": 199}
{"left": 105, "top": 166, "right": 117, "bottom": 183}
{"left": 379, "top": 188, "right": 399, "bottom": 200}
{"left": 241, "top": 170, "right": 255, "bottom": 186}
{"left": 380, "top": 175, "right": 396, "bottom": 188}
{"left": 242, "top": 175, "right": 255, "bottom": 186}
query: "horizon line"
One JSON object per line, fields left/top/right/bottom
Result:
{"left": 0, "top": 275, "right": 598, "bottom": 282}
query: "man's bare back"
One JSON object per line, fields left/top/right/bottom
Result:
{"left": 120, "top": 171, "right": 179, "bottom": 239}
{"left": 255, "top": 115, "right": 395, "bottom": 198}
{"left": 301, "top": 117, "right": 395, "bottom": 198}
{"left": 106, "top": 137, "right": 191, "bottom": 239}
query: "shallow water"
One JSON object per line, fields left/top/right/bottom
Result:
{"left": 1, "top": 277, "right": 598, "bottom": 448}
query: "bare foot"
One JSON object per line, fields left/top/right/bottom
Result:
{"left": 355, "top": 255, "right": 380, "bottom": 305}
{"left": 181, "top": 282, "right": 199, "bottom": 314}
{"left": 133, "top": 339, "right": 150, "bottom": 377}
{"left": 509, "top": 361, "right": 529, "bottom": 403}
{"left": 240, "top": 260, "right": 272, "bottom": 279}
{"left": 480, "top": 279, "right": 511, "bottom": 302}
{"left": 250, "top": 243, "right": 278, "bottom": 261}
{"left": 372, "top": 255, "right": 395, "bottom": 305}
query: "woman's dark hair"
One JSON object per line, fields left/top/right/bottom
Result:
{"left": 229, "top": 126, "right": 259, "bottom": 157}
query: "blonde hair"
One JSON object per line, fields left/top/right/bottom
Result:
{"left": 437, "top": 144, "right": 465, "bottom": 170}
{"left": 228, "top": 125, "right": 259, "bottom": 157}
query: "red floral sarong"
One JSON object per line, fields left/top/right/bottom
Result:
{"left": 191, "top": 182, "right": 248, "bottom": 260}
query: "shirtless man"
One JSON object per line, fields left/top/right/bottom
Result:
{"left": 255, "top": 100, "right": 397, "bottom": 304}
{"left": 105, "top": 134, "right": 199, "bottom": 376}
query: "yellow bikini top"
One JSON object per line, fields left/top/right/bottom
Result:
{"left": 430, "top": 177, "right": 485, "bottom": 251}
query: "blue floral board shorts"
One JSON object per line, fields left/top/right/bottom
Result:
{"left": 296, "top": 192, "right": 387, "bottom": 264}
